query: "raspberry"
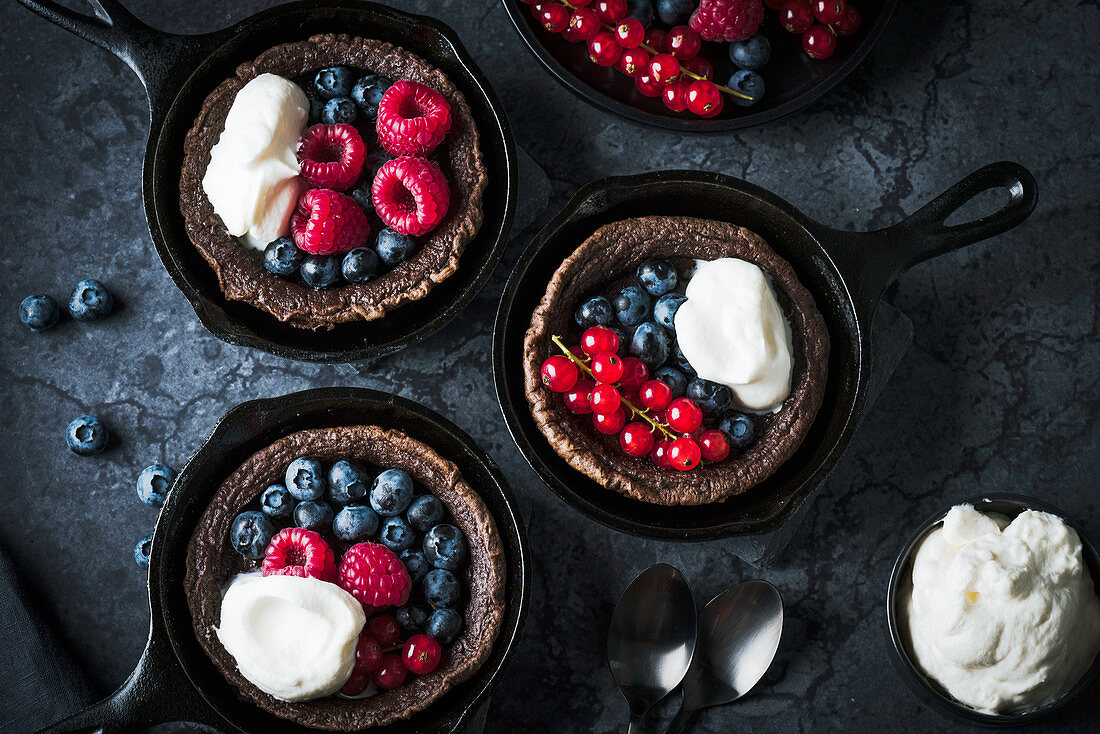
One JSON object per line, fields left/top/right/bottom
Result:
{"left": 689, "top": 0, "right": 764, "bottom": 42}
{"left": 262, "top": 527, "right": 337, "bottom": 582}
{"left": 290, "top": 188, "right": 371, "bottom": 255}
{"left": 296, "top": 124, "right": 366, "bottom": 191}
{"left": 371, "top": 157, "right": 451, "bottom": 236}
{"left": 337, "top": 542, "right": 412, "bottom": 611}
{"left": 376, "top": 80, "right": 452, "bottom": 157}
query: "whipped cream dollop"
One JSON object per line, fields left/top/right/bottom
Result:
{"left": 904, "top": 504, "right": 1100, "bottom": 714}
{"left": 201, "top": 73, "right": 308, "bottom": 251}
{"left": 674, "top": 258, "right": 794, "bottom": 412}
{"left": 216, "top": 572, "right": 365, "bottom": 702}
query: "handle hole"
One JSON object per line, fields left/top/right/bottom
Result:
{"left": 943, "top": 187, "right": 1011, "bottom": 227}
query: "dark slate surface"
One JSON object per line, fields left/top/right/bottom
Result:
{"left": 3, "top": 0, "right": 1098, "bottom": 732}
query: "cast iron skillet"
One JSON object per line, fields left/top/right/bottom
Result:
{"left": 39, "top": 387, "right": 530, "bottom": 733}
{"left": 18, "top": 0, "right": 517, "bottom": 363}
{"left": 494, "top": 163, "right": 1037, "bottom": 541}
{"left": 501, "top": 0, "right": 898, "bottom": 133}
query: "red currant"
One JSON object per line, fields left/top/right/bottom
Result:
{"left": 594, "top": 0, "right": 628, "bottom": 24}
{"left": 568, "top": 7, "right": 602, "bottom": 41}
{"left": 635, "top": 72, "right": 663, "bottom": 97}
{"left": 812, "top": 0, "right": 846, "bottom": 24}
{"left": 590, "top": 384, "right": 621, "bottom": 414}
{"left": 618, "top": 47, "right": 651, "bottom": 78}
{"left": 581, "top": 326, "right": 620, "bottom": 356}
{"left": 639, "top": 380, "right": 673, "bottom": 411}
{"left": 666, "top": 397, "right": 703, "bottom": 433}
{"left": 620, "top": 422, "right": 656, "bottom": 457}
{"left": 833, "top": 5, "right": 861, "bottom": 35}
{"left": 682, "top": 56, "right": 713, "bottom": 81}
{"left": 563, "top": 378, "right": 595, "bottom": 414}
{"left": 373, "top": 654, "right": 407, "bottom": 690}
{"left": 541, "top": 355, "right": 579, "bottom": 393}
{"left": 567, "top": 344, "right": 586, "bottom": 361}
{"left": 340, "top": 669, "right": 370, "bottom": 696}
{"left": 366, "top": 615, "right": 400, "bottom": 646}
{"left": 651, "top": 439, "right": 673, "bottom": 469}
{"left": 403, "top": 634, "right": 442, "bottom": 675}
{"left": 648, "top": 53, "right": 681, "bottom": 85}
{"left": 686, "top": 80, "right": 723, "bottom": 118}
{"left": 668, "top": 437, "right": 702, "bottom": 471}
{"left": 802, "top": 24, "right": 837, "bottom": 58}
{"left": 644, "top": 28, "right": 667, "bottom": 52}
{"left": 589, "top": 31, "right": 623, "bottom": 66}
{"left": 570, "top": 0, "right": 593, "bottom": 6}
{"left": 780, "top": 0, "right": 814, "bottom": 33}
{"left": 355, "top": 634, "right": 384, "bottom": 673}
{"left": 590, "top": 353, "right": 625, "bottom": 384}
{"left": 699, "top": 429, "right": 731, "bottom": 462}
{"left": 615, "top": 18, "right": 645, "bottom": 48}
{"left": 593, "top": 408, "right": 627, "bottom": 434}
{"left": 665, "top": 26, "right": 701, "bottom": 60}
{"left": 619, "top": 357, "right": 649, "bottom": 390}
{"left": 539, "top": 4, "right": 571, "bottom": 33}
{"left": 529, "top": 3, "right": 545, "bottom": 19}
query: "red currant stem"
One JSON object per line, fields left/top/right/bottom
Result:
{"left": 551, "top": 335, "right": 677, "bottom": 440}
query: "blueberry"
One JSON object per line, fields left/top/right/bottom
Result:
{"left": 636, "top": 259, "right": 678, "bottom": 297}
{"left": 422, "top": 568, "right": 460, "bottom": 608}
{"left": 263, "top": 237, "right": 303, "bottom": 278}
{"left": 332, "top": 504, "right": 380, "bottom": 542}
{"left": 134, "top": 534, "right": 153, "bottom": 568}
{"left": 348, "top": 181, "right": 375, "bottom": 216}
{"left": 366, "top": 150, "right": 392, "bottom": 180}
{"left": 718, "top": 411, "right": 757, "bottom": 453}
{"left": 626, "top": 0, "right": 655, "bottom": 26}
{"left": 285, "top": 457, "right": 326, "bottom": 501}
{"left": 314, "top": 66, "right": 353, "bottom": 99}
{"left": 294, "top": 500, "right": 334, "bottom": 532}
{"left": 657, "top": 0, "right": 694, "bottom": 24}
{"left": 630, "top": 322, "right": 671, "bottom": 367}
{"left": 66, "top": 415, "right": 108, "bottom": 456}
{"left": 425, "top": 608, "right": 462, "bottom": 644}
{"left": 574, "top": 296, "right": 614, "bottom": 328}
{"left": 653, "top": 293, "right": 687, "bottom": 332}
{"left": 686, "top": 378, "right": 733, "bottom": 415}
{"left": 306, "top": 92, "right": 324, "bottom": 124}
{"left": 396, "top": 603, "right": 429, "bottom": 631}
{"left": 423, "top": 524, "right": 468, "bottom": 571}
{"left": 300, "top": 255, "right": 340, "bottom": 289}
{"left": 608, "top": 326, "right": 629, "bottom": 349}
{"left": 653, "top": 366, "right": 689, "bottom": 398}
{"left": 728, "top": 70, "right": 765, "bottom": 107}
{"left": 351, "top": 74, "right": 393, "bottom": 117}
{"left": 376, "top": 228, "right": 417, "bottom": 267}
{"left": 400, "top": 548, "right": 432, "bottom": 583}
{"left": 613, "top": 286, "right": 653, "bottom": 327}
{"left": 328, "top": 459, "right": 370, "bottom": 505}
{"left": 68, "top": 279, "right": 113, "bottom": 321}
{"left": 341, "top": 247, "right": 380, "bottom": 283}
{"left": 672, "top": 341, "right": 696, "bottom": 374}
{"left": 321, "top": 96, "right": 357, "bottom": 125}
{"left": 19, "top": 294, "right": 60, "bottom": 331}
{"left": 136, "top": 463, "right": 175, "bottom": 507}
{"left": 406, "top": 494, "right": 445, "bottom": 532}
{"left": 730, "top": 34, "right": 771, "bottom": 70}
{"left": 379, "top": 516, "right": 416, "bottom": 553}
{"left": 370, "top": 469, "right": 414, "bottom": 516}
{"left": 230, "top": 510, "right": 276, "bottom": 559}
{"left": 260, "top": 484, "right": 295, "bottom": 521}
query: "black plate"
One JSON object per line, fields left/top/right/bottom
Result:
{"left": 494, "top": 165, "right": 1037, "bottom": 541}
{"left": 39, "top": 388, "right": 530, "bottom": 733}
{"left": 501, "top": 0, "right": 898, "bottom": 132}
{"left": 19, "top": 0, "right": 517, "bottom": 363}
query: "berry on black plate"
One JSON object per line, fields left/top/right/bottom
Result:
{"left": 400, "top": 548, "right": 432, "bottom": 583}
{"left": 426, "top": 608, "right": 463, "bottom": 644}
{"left": 379, "top": 515, "right": 416, "bottom": 553}
{"left": 653, "top": 366, "right": 689, "bottom": 398}
{"left": 730, "top": 34, "right": 771, "bottom": 70}
{"left": 19, "top": 294, "right": 60, "bottom": 331}
{"left": 66, "top": 415, "right": 108, "bottom": 456}
{"left": 285, "top": 456, "right": 327, "bottom": 501}
{"left": 260, "top": 484, "right": 295, "bottom": 521}
{"left": 263, "top": 237, "right": 304, "bottom": 277}
{"left": 422, "top": 568, "right": 460, "bottom": 608}
{"left": 134, "top": 534, "right": 153, "bottom": 568}
{"left": 300, "top": 255, "right": 341, "bottom": 289}
{"left": 351, "top": 74, "right": 393, "bottom": 118}
{"left": 375, "top": 228, "right": 417, "bottom": 266}
{"left": 230, "top": 510, "right": 276, "bottom": 559}
{"left": 333, "top": 504, "right": 380, "bottom": 542}
{"left": 630, "top": 321, "right": 671, "bottom": 367}
{"left": 341, "top": 247, "right": 380, "bottom": 283}
{"left": 686, "top": 377, "right": 733, "bottom": 415}
{"left": 397, "top": 603, "right": 429, "bottom": 631}
{"left": 328, "top": 459, "right": 370, "bottom": 505}
{"left": 575, "top": 296, "right": 615, "bottom": 328}
{"left": 613, "top": 286, "right": 653, "bottom": 327}
{"left": 406, "top": 494, "right": 445, "bottom": 532}
{"left": 636, "top": 259, "right": 678, "bottom": 296}
{"left": 423, "top": 524, "right": 468, "bottom": 571}
{"left": 718, "top": 411, "right": 757, "bottom": 452}
{"left": 294, "top": 500, "right": 334, "bottom": 532}
{"left": 322, "top": 96, "right": 358, "bottom": 125}
{"left": 728, "top": 70, "right": 765, "bottom": 106}
{"left": 653, "top": 292, "right": 687, "bottom": 332}
{"left": 370, "top": 469, "right": 414, "bottom": 516}
{"left": 657, "top": 0, "right": 694, "bottom": 24}
{"left": 68, "top": 279, "right": 113, "bottom": 321}
{"left": 136, "top": 463, "right": 175, "bottom": 507}
{"left": 314, "top": 66, "right": 353, "bottom": 99}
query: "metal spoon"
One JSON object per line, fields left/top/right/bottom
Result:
{"left": 608, "top": 564, "right": 698, "bottom": 733}
{"left": 666, "top": 581, "right": 784, "bottom": 734}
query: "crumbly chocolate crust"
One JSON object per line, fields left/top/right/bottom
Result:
{"left": 179, "top": 34, "right": 487, "bottom": 330}
{"left": 183, "top": 426, "right": 506, "bottom": 730}
{"left": 523, "top": 216, "right": 830, "bottom": 506}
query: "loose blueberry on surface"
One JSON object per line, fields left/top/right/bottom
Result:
{"left": 657, "top": 0, "right": 694, "bottom": 24}
{"left": 66, "top": 415, "right": 108, "bottom": 456}
{"left": 636, "top": 259, "right": 678, "bottom": 297}
{"left": 134, "top": 534, "right": 153, "bottom": 568}
{"left": 332, "top": 504, "right": 380, "bottom": 542}
{"left": 718, "top": 411, "right": 757, "bottom": 452}
{"left": 19, "top": 294, "right": 60, "bottom": 332}
{"left": 613, "top": 286, "right": 653, "bottom": 327}
{"left": 406, "top": 494, "right": 445, "bottom": 532}
{"left": 321, "top": 96, "right": 358, "bottom": 124}
{"left": 630, "top": 321, "right": 672, "bottom": 367}
{"left": 230, "top": 510, "right": 276, "bottom": 559}
{"left": 423, "top": 524, "right": 468, "bottom": 571}
{"left": 653, "top": 366, "right": 689, "bottom": 397}
{"left": 314, "top": 66, "right": 353, "bottom": 98}
{"left": 260, "top": 484, "right": 295, "bottom": 521}
{"left": 136, "top": 463, "right": 175, "bottom": 507}
{"left": 375, "top": 227, "right": 417, "bottom": 266}
{"left": 329, "top": 459, "right": 370, "bottom": 505}
{"left": 68, "top": 279, "right": 113, "bottom": 321}
{"left": 294, "top": 500, "right": 334, "bottom": 532}
{"left": 400, "top": 548, "right": 432, "bottom": 583}
{"left": 370, "top": 468, "right": 414, "bottom": 516}
{"left": 729, "top": 70, "right": 765, "bottom": 106}
{"left": 730, "top": 34, "right": 771, "bottom": 70}
{"left": 300, "top": 256, "right": 341, "bottom": 289}
{"left": 351, "top": 74, "right": 393, "bottom": 117}
{"left": 686, "top": 377, "right": 733, "bottom": 415}
{"left": 341, "top": 247, "right": 380, "bottom": 283}
{"left": 379, "top": 516, "right": 416, "bottom": 553}
{"left": 426, "top": 608, "right": 463, "bottom": 644}
{"left": 284, "top": 457, "right": 327, "bottom": 501}
{"left": 263, "top": 237, "right": 304, "bottom": 277}
{"left": 423, "top": 568, "right": 461, "bottom": 608}
{"left": 574, "top": 296, "right": 615, "bottom": 328}
{"left": 653, "top": 292, "right": 687, "bottom": 332}
{"left": 396, "top": 603, "right": 429, "bottom": 631}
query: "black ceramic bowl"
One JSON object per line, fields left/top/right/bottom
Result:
{"left": 501, "top": 0, "right": 898, "bottom": 132}
{"left": 886, "top": 494, "right": 1100, "bottom": 726}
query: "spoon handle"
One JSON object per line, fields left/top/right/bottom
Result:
{"left": 627, "top": 711, "right": 646, "bottom": 734}
{"left": 665, "top": 704, "right": 698, "bottom": 734}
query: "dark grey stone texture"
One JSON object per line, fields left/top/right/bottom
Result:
{"left": 2, "top": 0, "right": 1097, "bottom": 732}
